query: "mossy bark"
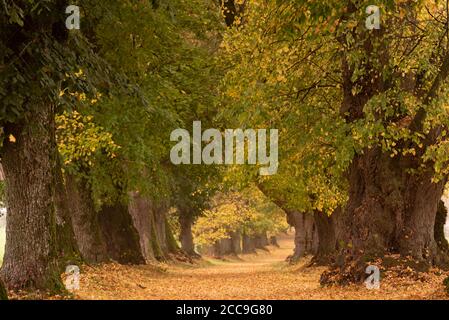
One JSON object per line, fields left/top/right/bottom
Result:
{"left": 150, "top": 202, "right": 179, "bottom": 260}
{"left": 0, "top": 279, "right": 7, "bottom": 300}
{"left": 313, "top": 210, "right": 337, "bottom": 264}
{"left": 324, "top": 150, "right": 448, "bottom": 284}
{"left": 128, "top": 192, "right": 156, "bottom": 262}
{"left": 54, "top": 157, "right": 81, "bottom": 268}
{"left": 0, "top": 103, "right": 63, "bottom": 291}
{"left": 65, "top": 174, "right": 108, "bottom": 264}
{"left": 98, "top": 203, "right": 145, "bottom": 264}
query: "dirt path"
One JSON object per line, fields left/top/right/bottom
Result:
{"left": 75, "top": 234, "right": 449, "bottom": 300}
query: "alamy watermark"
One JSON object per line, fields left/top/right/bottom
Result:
{"left": 170, "top": 121, "right": 278, "bottom": 176}
{"left": 64, "top": 265, "right": 80, "bottom": 291}
{"left": 366, "top": 5, "right": 380, "bottom": 30}
{"left": 65, "top": 5, "right": 80, "bottom": 30}
{"left": 364, "top": 265, "right": 380, "bottom": 289}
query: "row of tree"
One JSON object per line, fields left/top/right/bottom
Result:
{"left": 219, "top": 0, "right": 449, "bottom": 284}
{"left": 3, "top": 0, "right": 449, "bottom": 298}
{"left": 0, "top": 0, "right": 238, "bottom": 296}
{"left": 191, "top": 188, "right": 288, "bottom": 257}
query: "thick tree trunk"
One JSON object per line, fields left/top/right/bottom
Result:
{"left": 149, "top": 202, "right": 179, "bottom": 260}
{"left": 325, "top": 149, "right": 447, "bottom": 284}
{"left": 128, "top": 194, "right": 179, "bottom": 262}
{"left": 313, "top": 210, "right": 337, "bottom": 263}
{"left": 0, "top": 103, "right": 63, "bottom": 291}
{"left": 285, "top": 210, "right": 317, "bottom": 262}
{"left": 66, "top": 174, "right": 108, "bottom": 264}
{"left": 242, "top": 233, "right": 256, "bottom": 253}
{"left": 98, "top": 203, "right": 145, "bottom": 264}
{"left": 54, "top": 157, "right": 80, "bottom": 267}
{"left": 341, "top": 150, "right": 445, "bottom": 262}
{"left": 179, "top": 211, "right": 195, "bottom": 256}
{"left": 128, "top": 192, "right": 156, "bottom": 262}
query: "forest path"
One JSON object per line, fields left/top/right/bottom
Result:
{"left": 76, "top": 234, "right": 325, "bottom": 300}
{"left": 75, "top": 234, "right": 449, "bottom": 300}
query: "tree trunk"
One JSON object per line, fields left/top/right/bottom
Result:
{"left": 230, "top": 231, "right": 242, "bottom": 254}
{"left": 54, "top": 157, "right": 80, "bottom": 268}
{"left": 0, "top": 103, "right": 63, "bottom": 291}
{"left": 128, "top": 195, "right": 179, "bottom": 262}
{"left": 128, "top": 192, "right": 156, "bottom": 262}
{"left": 149, "top": 202, "right": 179, "bottom": 260}
{"left": 285, "top": 210, "right": 317, "bottom": 262}
{"left": 98, "top": 203, "right": 145, "bottom": 264}
{"left": 179, "top": 211, "right": 195, "bottom": 256}
{"left": 242, "top": 233, "right": 256, "bottom": 253}
{"left": 65, "top": 174, "right": 108, "bottom": 264}
{"left": 326, "top": 149, "right": 447, "bottom": 284}
{"left": 221, "top": 0, "right": 237, "bottom": 27}
{"left": 344, "top": 150, "right": 444, "bottom": 260}
{"left": 313, "top": 210, "right": 337, "bottom": 263}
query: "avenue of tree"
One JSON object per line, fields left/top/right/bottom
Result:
{"left": 2, "top": 0, "right": 449, "bottom": 297}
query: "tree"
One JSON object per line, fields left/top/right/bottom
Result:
{"left": 0, "top": 0, "right": 91, "bottom": 291}
{"left": 219, "top": 0, "right": 449, "bottom": 279}
{"left": 55, "top": 0, "right": 224, "bottom": 263}
{"left": 0, "top": 0, "right": 222, "bottom": 290}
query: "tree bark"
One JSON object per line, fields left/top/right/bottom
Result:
{"left": 313, "top": 210, "right": 337, "bottom": 263}
{"left": 221, "top": 238, "right": 232, "bottom": 256}
{"left": 285, "top": 210, "right": 317, "bottom": 262}
{"left": 54, "top": 157, "right": 80, "bottom": 267}
{"left": 242, "top": 233, "right": 256, "bottom": 253}
{"left": 128, "top": 192, "right": 156, "bottom": 262}
{"left": 179, "top": 210, "right": 196, "bottom": 256}
{"left": 65, "top": 174, "right": 108, "bottom": 264}
{"left": 149, "top": 202, "right": 179, "bottom": 260}
{"left": 0, "top": 103, "right": 63, "bottom": 291}
{"left": 128, "top": 194, "right": 179, "bottom": 262}
{"left": 0, "top": 278, "right": 7, "bottom": 300}
{"left": 326, "top": 149, "right": 448, "bottom": 284}
{"left": 98, "top": 203, "right": 146, "bottom": 264}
